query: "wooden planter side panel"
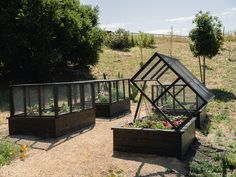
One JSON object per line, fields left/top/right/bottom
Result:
{"left": 8, "top": 109, "right": 95, "bottom": 138}
{"left": 181, "top": 118, "right": 196, "bottom": 156}
{"left": 195, "top": 107, "right": 207, "bottom": 129}
{"left": 113, "top": 128, "right": 181, "bottom": 157}
{"left": 9, "top": 117, "right": 55, "bottom": 137}
{"left": 55, "top": 109, "right": 95, "bottom": 137}
{"left": 110, "top": 99, "right": 130, "bottom": 117}
{"left": 95, "top": 104, "right": 110, "bottom": 117}
{"left": 113, "top": 118, "right": 196, "bottom": 158}
{"left": 95, "top": 99, "right": 130, "bottom": 118}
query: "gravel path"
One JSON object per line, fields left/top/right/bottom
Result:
{"left": 0, "top": 111, "right": 187, "bottom": 177}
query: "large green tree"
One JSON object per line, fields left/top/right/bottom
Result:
{"left": 189, "top": 11, "right": 224, "bottom": 85}
{"left": 0, "top": 0, "right": 104, "bottom": 83}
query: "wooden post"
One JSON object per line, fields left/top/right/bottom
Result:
{"left": 54, "top": 85, "right": 58, "bottom": 117}
{"left": 38, "top": 86, "right": 42, "bottom": 116}
{"left": 9, "top": 87, "right": 14, "bottom": 116}
{"left": 108, "top": 82, "right": 112, "bottom": 104}
{"left": 23, "top": 87, "right": 27, "bottom": 116}
{"left": 68, "top": 85, "right": 72, "bottom": 113}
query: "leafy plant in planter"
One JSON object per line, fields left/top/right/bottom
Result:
{"left": 59, "top": 102, "right": 69, "bottom": 114}
{"left": 130, "top": 84, "right": 138, "bottom": 102}
{"left": 97, "top": 89, "right": 124, "bottom": 103}
{"left": 127, "top": 114, "right": 187, "bottom": 130}
{"left": 26, "top": 105, "right": 39, "bottom": 116}
{"left": 98, "top": 94, "right": 109, "bottom": 103}
{"left": 41, "top": 98, "right": 55, "bottom": 116}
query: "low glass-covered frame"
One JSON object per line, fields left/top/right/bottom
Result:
{"left": 94, "top": 79, "right": 131, "bottom": 118}
{"left": 10, "top": 81, "right": 95, "bottom": 117}
{"left": 9, "top": 81, "right": 96, "bottom": 138}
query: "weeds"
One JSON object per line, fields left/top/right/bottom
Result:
{"left": 0, "top": 141, "right": 21, "bottom": 166}
{"left": 214, "top": 112, "right": 229, "bottom": 123}
{"left": 103, "top": 168, "right": 125, "bottom": 177}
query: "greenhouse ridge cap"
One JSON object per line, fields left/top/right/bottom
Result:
{"left": 10, "top": 78, "right": 129, "bottom": 87}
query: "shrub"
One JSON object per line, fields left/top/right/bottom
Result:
{"left": 130, "top": 84, "right": 139, "bottom": 102}
{"left": 135, "top": 32, "right": 156, "bottom": 48}
{"left": 214, "top": 112, "right": 229, "bottom": 122}
{"left": 106, "top": 28, "right": 133, "bottom": 50}
{"left": 0, "top": 141, "right": 21, "bottom": 166}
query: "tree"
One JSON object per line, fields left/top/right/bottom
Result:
{"left": 136, "top": 32, "right": 145, "bottom": 66}
{"left": 189, "top": 11, "right": 224, "bottom": 85}
{"left": 136, "top": 32, "right": 156, "bottom": 66}
{"left": 0, "top": 0, "right": 105, "bottom": 83}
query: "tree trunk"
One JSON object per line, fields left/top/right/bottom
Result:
{"left": 140, "top": 46, "right": 143, "bottom": 67}
{"left": 203, "top": 56, "right": 206, "bottom": 85}
{"left": 198, "top": 56, "right": 203, "bottom": 82}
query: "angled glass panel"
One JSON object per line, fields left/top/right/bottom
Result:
{"left": 58, "top": 85, "right": 69, "bottom": 115}
{"left": 41, "top": 86, "right": 55, "bottom": 116}
{"left": 95, "top": 82, "right": 110, "bottom": 103}
{"left": 111, "top": 81, "right": 118, "bottom": 103}
{"left": 133, "top": 55, "right": 160, "bottom": 80}
{"left": 118, "top": 81, "right": 124, "bottom": 101}
{"left": 71, "top": 84, "right": 81, "bottom": 112}
{"left": 124, "top": 80, "right": 129, "bottom": 99}
{"left": 13, "top": 87, "right": 24, "bottom": 116}
{"left": 159, "top": 53, "right": 214, "bottom": 102}
{"left": 26, "top": 87, "right": 39, "bottom": 116}
{"left": 84, "top": 84, "right": 93, "bottom": 109}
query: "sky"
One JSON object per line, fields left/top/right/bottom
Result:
{"left": 80, "top": 0, "right": 236, "bottom": 36}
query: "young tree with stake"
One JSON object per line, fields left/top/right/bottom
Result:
{"left": 189, "top": 11, "right": 224, "bottom": 85}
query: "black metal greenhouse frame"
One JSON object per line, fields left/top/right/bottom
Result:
{"left": 130, "top": 52, "right": 214, "bottom": 131}
{"left": 9, "top": 81, "right": 96, "bottom": 117}
{"left": 94, "top": 79, "right": 131, "bottom": 118}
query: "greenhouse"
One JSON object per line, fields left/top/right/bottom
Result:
{"left": 112, "top": 52, "right": 214, "bottom": 158}
{"left": 9, "top": 81, "right": 96, "bottom": 137}
{"left": 94, "top": 79, "right": 130, "bottom": 119}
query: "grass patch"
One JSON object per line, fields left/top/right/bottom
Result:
{"left": 103, "top": 168, "right": 125, "bottom": 177}
{"left": 214, "top": 112, "right": 230, "bottom": 123}
{"left": 0, "top": 141, "right": 21, "bottom": 167}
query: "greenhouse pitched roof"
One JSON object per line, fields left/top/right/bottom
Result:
{"left": 131, "top": 52, "right": 214, "bottom": 103}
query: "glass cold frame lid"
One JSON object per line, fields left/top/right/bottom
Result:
{"left": 131, "top": 52, "right": 214, "bottom": 106}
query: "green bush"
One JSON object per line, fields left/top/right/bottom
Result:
{"left": 0, "top": 141, "right": 21, "bottom": 166}
{"left": 214, "top": 112, "right": 229, "bottom": 122}
{"left": 98, "top": 94, "right": 109, "bottom": 103}
{"left": 106, "top": 28, "right": 133, "bottom": 50}
{"left": 134, "top": 32, "right": 156, "bottom": 48}
{"left": 130, "top": 84, "right": 138, "bottom": 102}
{"left": 224, "top": 152, "right": 236, "bottom": 170}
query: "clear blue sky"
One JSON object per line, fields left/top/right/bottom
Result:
{"left": 80, "top": 0, "right": 236, "bottom": 35}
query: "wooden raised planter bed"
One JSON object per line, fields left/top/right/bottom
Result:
{"left": 9, "top": 109, "right": 95, "bottom": 138}
{"left": 112, "top": 117, "right": 196, "bottom": 159}
{"left": 95, "top": 99, "right": 131, "bottom": 119}
{"left": 9, "top": 81, "right": 96, "bottom": 138}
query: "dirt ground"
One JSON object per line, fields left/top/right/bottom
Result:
{"left": 0, "top": 105, "right": 191, "bottom": 177}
